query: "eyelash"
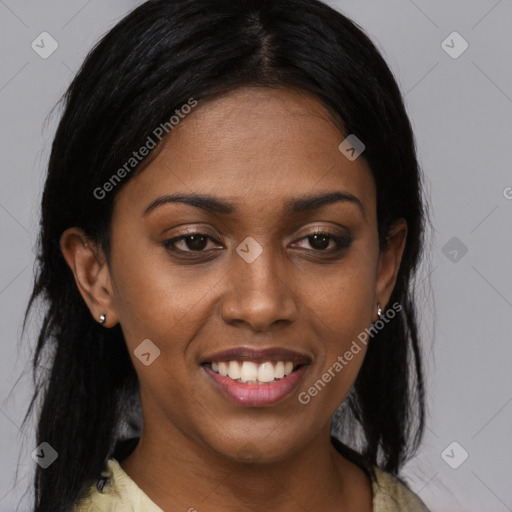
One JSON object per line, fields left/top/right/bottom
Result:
{"left": 161, "top": 230, "right": 352, "bottom": 256}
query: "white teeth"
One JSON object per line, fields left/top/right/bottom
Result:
{"left": 228, "top": 361, "right": 241, "bottom": 380}
{"left": 274, "top": 361, "right": 285, "bottom": 379}
{"left": 240, "top": 361, "right": 258, "bottom": 383}
{"left": 210, "top": 360, "right": 299, "bottom": 383}
{"left": 218, "top": 361, "right": 228, "bottom": 376}
{"left": 257, "top": 362, "right": 275, "bottom": 382}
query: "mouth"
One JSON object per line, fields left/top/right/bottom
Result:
{"left": 205, "top": 360, "right": 303, "bottom": 384}
{"left": 201, "top": 347, "right": 311, "bottom": 407}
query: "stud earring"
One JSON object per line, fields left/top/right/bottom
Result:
{"left": 99, "top": 313, "right": 107, "bottom": 325}
{"left": 377, "top": 303, "right": 383, "bottom": 320}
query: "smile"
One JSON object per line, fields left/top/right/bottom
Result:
{"left": 201, "top": 347, "right": 311, "bottom": 407}
{"left": 209, "top": 360, "right": 297, "bottom": 384}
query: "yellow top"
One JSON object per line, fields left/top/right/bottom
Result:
{"left": 73, "top": 458, "right": 430, "bottom": 512}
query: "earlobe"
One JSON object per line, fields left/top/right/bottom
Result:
{"left": 59, "top": 228, "right": 119, "bottom": 327}
{"left": 374, "top": 219, "right": 407, "bottom": 314}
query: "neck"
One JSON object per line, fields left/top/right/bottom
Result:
{"left": 120, "top": 423, "right": 373, "bottom": 512}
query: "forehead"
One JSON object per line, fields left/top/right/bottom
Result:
{"left": 114, "top": 86, "right": 376, "bottom": 220}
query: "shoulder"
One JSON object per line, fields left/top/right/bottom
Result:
{"left": 72, "top": 458, "right": 163, "bottom": 512}
{"left": 371, "top": 467, "right": 431, "bottom": 512}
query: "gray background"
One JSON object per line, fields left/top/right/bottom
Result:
{"left": 1, "top": 0, "right": 511, "bottom": 510}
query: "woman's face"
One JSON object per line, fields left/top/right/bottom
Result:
{"left": 75, "top": 86, "right": 406, "bottom": 463}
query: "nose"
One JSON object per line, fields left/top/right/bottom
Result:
{"left": 220, "top": 246, "right": 299, "bottom": 332}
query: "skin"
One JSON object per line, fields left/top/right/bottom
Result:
{"left": 61, "top": 86, "right": 407, "bottom": 512}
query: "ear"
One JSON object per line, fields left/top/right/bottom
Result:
{"left": 374, "top": 218, "right": 407, "bottom": 321}
{"left": 60, "top": 227, "right": 119, "bottom": 328}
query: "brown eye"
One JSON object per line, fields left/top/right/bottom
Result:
{"left": 180, "top": 234, "right": 209, "bottom": 251}
{"left": 293, "top": 231, "right": 352, "bottom": 252}
{"left": 163, "top": 233, "right": 219, "bottom": 253}
{"left": 307, "top": 233, "right": 331, "bottom": 251}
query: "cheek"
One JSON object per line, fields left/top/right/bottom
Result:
{"left": 311, "top": 261, "right": 375, "bottom": 339}
{"left": 109, "top": 247, "right": 220, "bottom": 350}
{"left": 304, "top": 264, "right": 374, "bottom": 402}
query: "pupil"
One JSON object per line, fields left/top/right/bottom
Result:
{"left": 310, "top": 234, "right": 330, "bottom": 250}
{"left": 186, "top": 235, "right": 208, "bottom": 251}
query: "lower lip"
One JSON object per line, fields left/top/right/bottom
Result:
{"left": 203, "top": 365, "right": 307, "bottom": 407}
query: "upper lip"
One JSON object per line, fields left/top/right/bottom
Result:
{"left": 202, "top": 347, "right": 312, "bottom": 365}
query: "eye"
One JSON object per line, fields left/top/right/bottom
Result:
{"left": 292, "top": 230, "right": 352, "bottom": 252}
{"left": 162, "top": 229, "right": 352, "bottom": 257}
{"left": 162, "top": 232, "right": 222, "bottom": 253}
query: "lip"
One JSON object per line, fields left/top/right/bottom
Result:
{"left": 201, "top": 347, "right": 311, "bottom": 365}
{"left": 203, "top": 364, "right": 308, "bottom": 407}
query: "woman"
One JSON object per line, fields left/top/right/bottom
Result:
{"left": 24, "top": 0, "right": 432, "bottom": 510}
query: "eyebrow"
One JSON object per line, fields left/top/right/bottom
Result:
{"left": 143, "top": 191, "right": 366, "bottom": 220}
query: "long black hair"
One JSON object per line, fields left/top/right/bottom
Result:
{"left": 22, "top": 0, "right": 431, "bottom": 510}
